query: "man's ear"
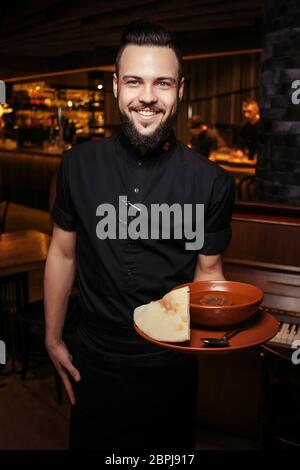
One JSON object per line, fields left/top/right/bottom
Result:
{"left": 113, "top": 73, "right": 118, "bottom": 99}
{"left": 179, "top": 76, "right": 184, "bottom": 101}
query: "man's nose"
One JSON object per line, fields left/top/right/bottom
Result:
{"left": 138, "top": 84, "right": 158, "bottom": 104}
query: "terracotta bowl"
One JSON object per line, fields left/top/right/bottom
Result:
{"left": 174, "top": 280, "right": 264, "bottom": 328}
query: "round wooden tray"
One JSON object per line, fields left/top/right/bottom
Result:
{"left": 133, "top": 311, "right": 279, "bottom": 355}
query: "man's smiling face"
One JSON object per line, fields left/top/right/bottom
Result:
{"left": 113, "top": 45, "right": 184, "bottom": 153}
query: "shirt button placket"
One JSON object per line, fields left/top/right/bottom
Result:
{"left": 123, "top": 160, "right": 143, "bottom": 288}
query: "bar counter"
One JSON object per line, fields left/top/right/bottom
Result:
{"left": 0, "top": 147, "right": 61, "bottom": 210}
{"left": 0, "top": 144, "right": 256, "bottom": 211}
{"left": 0, "top": 146, "right": 63, "bottom": 158}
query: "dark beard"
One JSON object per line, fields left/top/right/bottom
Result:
{"left": 118, "top": 103, "right": 179, "bottom": 155}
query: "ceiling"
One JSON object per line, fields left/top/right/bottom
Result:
{"left": 0, "top": 0, "right": 263, "bottom": 79}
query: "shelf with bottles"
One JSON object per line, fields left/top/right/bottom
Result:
{"left": 14, "top": 102, "right": 104, "bottom": 135}
{"left": 15, "top": 109, "right": 56, "bottom": 128}
{"left": 61, "top": 88, "right": 104, "bottom": 111}
{"left": 12, "top": 81, "right": 104, "bottom": 112}
{"left": 13, "top": 81, "right": 56, "bottom": 110}
{"left": 10, "top": 80, "right": 106, "bottom": 148}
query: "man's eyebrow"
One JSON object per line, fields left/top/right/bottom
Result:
{"left": 156, "top": 77, "right": 177, "bottom": 84}
{"left": 122, "top": 75, "right": 176, "bottom": 84}
{"left": 122, "top": 75, "right": 142, "bottom": 80}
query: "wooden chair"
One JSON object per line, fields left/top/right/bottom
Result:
{"left": 17, "top": 292, "right": 80, "bottom": 404}
{"left": 0, "top": 185, "right": 11, "bottom": 233}
{"left": 0, "top": 271, "right": 67, "bottom": 404}
{"left": 237, "top": 175, "right": 256, "bottom": 201}
{"left": 0, "top": 272, "right": 29, "bottom": 374}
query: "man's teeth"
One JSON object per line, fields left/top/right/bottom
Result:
{"left": 137, "top": 110, "right": 157, "bottom": 116}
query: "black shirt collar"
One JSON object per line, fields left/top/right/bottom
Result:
{"left": 115, "top": 129, "right": 177, "bottom": 163}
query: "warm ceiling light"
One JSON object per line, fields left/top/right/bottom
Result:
{"left": 67, "top": 100, "right": 73, "bottom": 107}
{"left": 97, "top": 84, "right": 103, "bottom": 90}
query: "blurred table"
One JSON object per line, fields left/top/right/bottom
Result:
{"left": 0, "top": 230, "right": 50, "bottom": 277}
{"left": 210, "top": 148, "right": 257, "bottom": 166}
{"left": 210, "top": 149, "right": 256, "bottom": 185}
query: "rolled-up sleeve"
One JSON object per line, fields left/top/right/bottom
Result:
{"left": 199, "top": 171, "right": 235, "bottom": 255}
{"left": 51, "top": 150, "right": 77, "bottom": 231}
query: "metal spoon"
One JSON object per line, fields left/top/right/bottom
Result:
{"left": 200, "top": 325, "right": 250, "bottom": 348}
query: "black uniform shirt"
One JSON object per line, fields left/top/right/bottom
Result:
{"left": 52, "top": 131, "right": 235, "bottom": 355}
{"left": 238, "top": 121, "right": 259, "bottom": 160}
{"left": 190, "top": 128, "right": 224, "bottom": 158}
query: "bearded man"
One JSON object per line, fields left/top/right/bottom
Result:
{"left": 44, "top": 20, "right": 235, "bottom": 450}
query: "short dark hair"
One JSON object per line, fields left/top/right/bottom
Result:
{"left": 115, "top": 20, "right": 183, "bottom": 79}
{"left": 188, "top": 115, "right": 205, "bottom": 129}
{"left": 243, "top": 98, "right": 259, "bottom": 109}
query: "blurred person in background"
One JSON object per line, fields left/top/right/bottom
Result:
{"left": 233, "top": 98, "right": 260, "bottom": 161}
{"left": 188, "top": 114, "right": 225, "bottom": 158}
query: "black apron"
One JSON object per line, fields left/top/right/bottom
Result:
{"left": 68, "top": 309, "right": 199, "bottom": 450}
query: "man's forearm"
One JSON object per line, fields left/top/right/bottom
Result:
{"left": 44, "top": 248, "right": 76, "bottom": 346}
{"left": 193, "top": 268, "right": 225, "bottom": 281}
{"left": 193, "top": 254, "right": 225, "bottom": 281}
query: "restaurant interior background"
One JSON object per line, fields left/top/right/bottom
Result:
{"left": 0, "top": 54, "right": 260, "bottom": 211}
{"left": 1, "top": 0, "right": 300, "bottom": 451}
